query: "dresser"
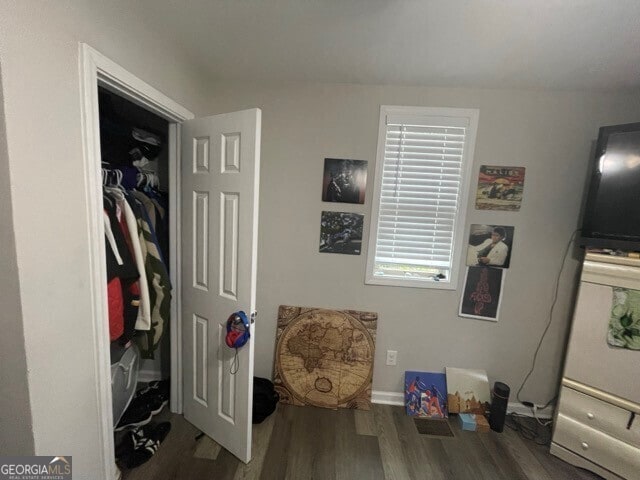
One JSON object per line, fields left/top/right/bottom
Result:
{"left": 551, "top": 253, "right": 640, "bottom": 479}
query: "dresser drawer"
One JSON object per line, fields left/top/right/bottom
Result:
{"left": 559, "top": 387, "right": 640, "bottom": 447}
{"left": 554, "top": 414, "right": 640, "bottom": 479}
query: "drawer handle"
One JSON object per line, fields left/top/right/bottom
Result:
{"left": 581, "top": 442, "right": 589, "bottom": 451}
{"left": 586, "top": 412, "right": 595, "bottom": 420}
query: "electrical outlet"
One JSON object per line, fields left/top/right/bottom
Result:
{"left": 386, "top": 350, "right": 398, "bottom": 366}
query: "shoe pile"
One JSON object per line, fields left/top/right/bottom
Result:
{"left": 115, "top": 379, "right": 171, "bottom": 469}
{"left": 116, "top": 379, "right": 169, "bottom": 431}
{"left": 116, "top": 422, "right": 172, "bottom": 469}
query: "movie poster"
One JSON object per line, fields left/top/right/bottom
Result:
{"left": 475, "top": 165, "right": 526, "bottom": 211}
{"left": 459, "top": 266, "right": 504, "bottom": 321}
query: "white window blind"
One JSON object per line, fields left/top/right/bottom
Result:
{"left": 366, "top": 106, "right": 478, "bottom": 289}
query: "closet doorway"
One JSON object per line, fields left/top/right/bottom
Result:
{"left": 80, "top": 44, "right": 261, "bottom": 479}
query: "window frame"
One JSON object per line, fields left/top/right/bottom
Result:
{"left": 365, "top": 105, "right": 479, "bottom": 290}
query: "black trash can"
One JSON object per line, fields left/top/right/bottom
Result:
{"left": 489, "top": 381, "right": 510, "bottom": 433}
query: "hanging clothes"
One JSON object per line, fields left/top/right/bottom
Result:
{"left": 105, "top": 186, "right": 152, "bottom": 333}
{"left": 101, "top": 102, "right": 170, "bottom": 357}
{"left": 126, "top": 191, "right": 171, "bottom": 359}
{"left": 103, "top": 196, "right": 140, "bottom": 343}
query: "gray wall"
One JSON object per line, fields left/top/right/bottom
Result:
{"left": 2, "top": 0, "right": 640, "bottom": 475}
{"left": 0, "top": 1, "right": 210, "bottom": 475}
{"left": 204, "top": 82, "right": 640, "bottom": 404}
{"left": 0, "top": 65, "right": 34, "bottom": 456}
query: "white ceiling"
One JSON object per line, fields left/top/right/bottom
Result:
{"left": 135, "top": 0, "right": 640, "bottom": 91}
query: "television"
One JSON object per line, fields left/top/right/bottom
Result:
{"left": 580, "top": 122, "right": 640, "bottom": 251}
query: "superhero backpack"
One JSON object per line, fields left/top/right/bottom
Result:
{"left": 253, "top": 377, "right": 279, "bottom": 424}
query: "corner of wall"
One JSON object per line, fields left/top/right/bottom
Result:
{"left": 0, "top": 63, "right": 35, "bottom": 455}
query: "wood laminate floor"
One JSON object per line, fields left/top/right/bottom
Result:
{"left": 121, "top": 404, "right": 603, "bottom": 480}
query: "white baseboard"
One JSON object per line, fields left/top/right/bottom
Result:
{"left": 137, "top": 369, "right": 162, "bottom": 383}
{"left": 371, "top": 390, "right": 404, "bottom": 406}
{"left": 371, "top": 390, "right": 554, "bottom": 419}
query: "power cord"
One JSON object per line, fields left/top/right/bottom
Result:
{"left": 516, "top": 229, "right": 580, "bottom": 410}
{"left": 506, "top": 412, "right": 553, "bottom": 445}
{"left": 533, "top": 405, "right": 553, "bottom": 427}
{"left": 230, "top": 348, "right": 240, "bottom": 375}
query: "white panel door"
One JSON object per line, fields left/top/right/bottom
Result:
{"left": 181, "top": 109, "right": 261, "bottom": 463}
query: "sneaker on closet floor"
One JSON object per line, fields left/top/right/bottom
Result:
{"left": 115, "top": 380, "right": 170, "bottom": 431}
{"left": 118, "top": 422, "right": 172, "bottom": 469}
{"left": 114, "top": 403, "right": 153, "bottom": 432}
{"left": 134, "top": 379, "right": 170, "bottom": 404}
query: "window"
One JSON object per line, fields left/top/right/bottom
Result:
{"left": 365, "top": 106, "right": 479, "bottom": 289}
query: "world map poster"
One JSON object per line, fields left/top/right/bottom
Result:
{"left": 273, "top": 305, "right": 378, "bottom": 410}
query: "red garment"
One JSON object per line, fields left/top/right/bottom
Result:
{"left": 107, "top": 277, "right": 124, "bottom": 341}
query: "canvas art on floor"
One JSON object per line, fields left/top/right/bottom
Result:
{"left": 445, "top": 367, "right": 491, "bottom": 415}
{"left": 404, "top": 371, "right": 448, "bottom": 418}
{"left": 273, "top": 305, "right": 377, "bottom": 410}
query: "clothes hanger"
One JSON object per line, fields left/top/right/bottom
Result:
{"left": 115, "top": 169, "right": 126, "bottom": 193}
{"left": 103, "top": 169, "right": 127, "bottom": 202}
{"left": 103, "top": 192, "right": 114, "bottom": 208}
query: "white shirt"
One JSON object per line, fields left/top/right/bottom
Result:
{"left": 474, "top": 239, "right": 508, "bottom": 266}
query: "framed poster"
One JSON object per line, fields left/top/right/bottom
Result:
{"left": 322, "top": 158, "right": 367, "bottom": 204}
{"left": 475, "top": 165, "right": 526, "bottom": 211}
{"left": 466, "top": 224, "right": 515, "bottom": 268}
{"left": 319, "top": 211, "right": 363, "bottom": 255}
{"left": 459, "top": 266, "right": 504, "bottom": 321}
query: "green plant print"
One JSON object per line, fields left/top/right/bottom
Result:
{"left": 608, "top": 287, "right": 640, "bottom": 350}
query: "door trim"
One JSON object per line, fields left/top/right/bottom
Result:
{"left": 79, "top": 43, "right": 194, "bottom": 479}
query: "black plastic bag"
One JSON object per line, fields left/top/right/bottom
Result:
{"left": 253, "top": 377, "right": 279, "bottom": 424}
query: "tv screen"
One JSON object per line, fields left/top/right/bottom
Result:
{"left": 581, "top": 122, "right": 640, "bottom": 251}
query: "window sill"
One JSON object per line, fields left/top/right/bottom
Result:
{"left": 365, "top": 275, "right": 457, "bottom": 290}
